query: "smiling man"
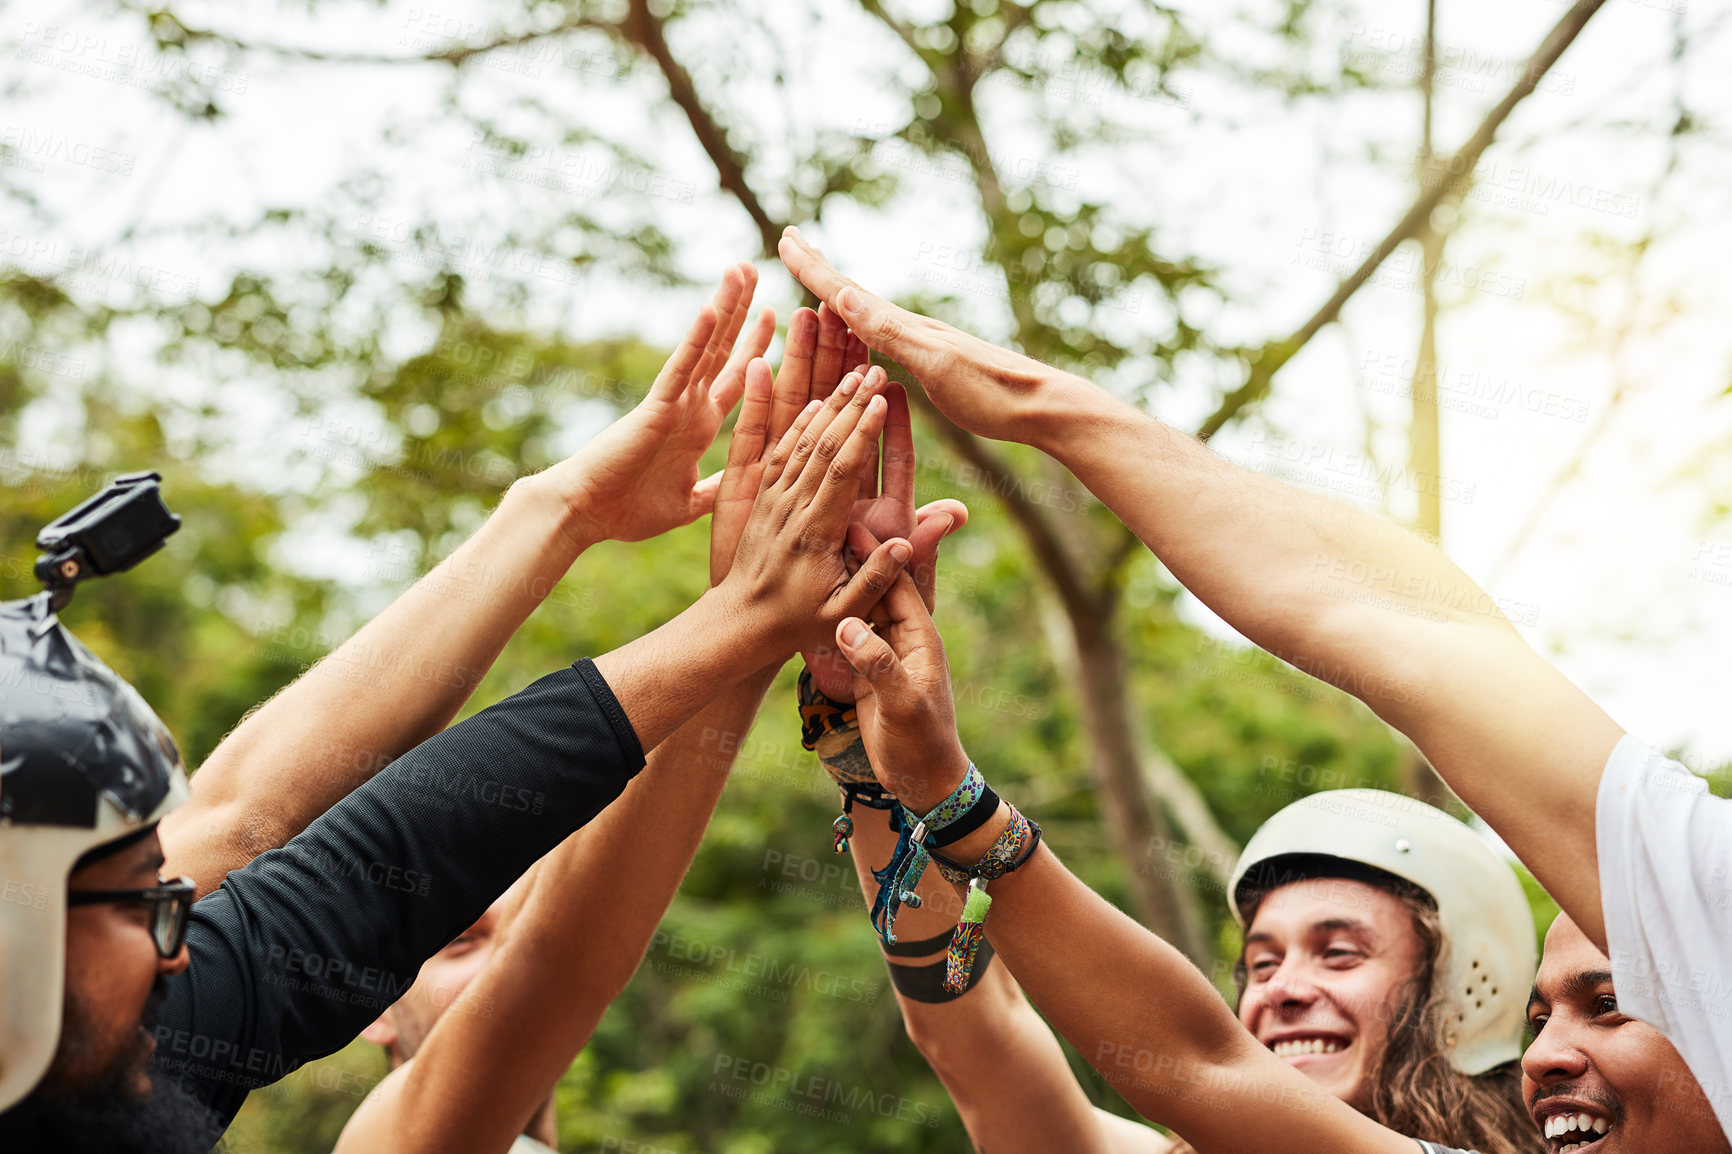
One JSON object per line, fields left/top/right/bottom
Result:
{"left": 807, "top": 558, "right": 1732, "bottom": 1154}
{"left": 817, "top": 739, "right": 1539, "bottom": 1152}
{"left": 780, "top": 228, "right": 1732, "bottom": 1148}
{"left": 1235, "top": 876, "right": 1427, "bottom": 1106}
{"left": 1522, "top": 914, "right": 1730, "bottom": 1154}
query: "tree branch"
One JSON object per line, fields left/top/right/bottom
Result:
{"left": 155, "top": 0, "right": 785, "bottom": 263}
{"left": 1142, "top": 749, "right": 1239, "bottom": 890}
{"left": 1488, "top": 19, "right": 1692, "bottom": 586}
{"left": 622, "top": 0, "right": 783, "bottom": 258}
{"left": 854, "top": 0, "right": 933, "bottom": 68}
{"left": 1194, "top": 0, "right": 1610, "bottom": 441}
{"left": 901, "top": 385, "right": 1096, "bottom": 617}
{"left": 153, "top": 6, "right": 605, "bottom": 66}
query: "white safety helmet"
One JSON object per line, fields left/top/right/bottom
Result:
{"left": 1227, "top": 788, "right": 1537, "bottom": 1075}
{"left": 0, "top": 590, "right": 189, "bottom": 1112}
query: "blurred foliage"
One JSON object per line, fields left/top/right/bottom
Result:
{"left": 0, "top": 0, "right": 1634, "bottom": 1149}
{"left": 5, "top": 285, "right": 1453, "bottom": 1151}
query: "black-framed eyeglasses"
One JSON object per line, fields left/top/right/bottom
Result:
{"left": 67, "top": 876, "right": 195, "bottom": 958}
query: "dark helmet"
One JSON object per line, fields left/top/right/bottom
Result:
{"left": 0, "top": 474, "right": 186, "bottom": 1109}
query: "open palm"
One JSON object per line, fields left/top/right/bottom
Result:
{"left": 544, "top": 262, "right": 774, "bottom": 548}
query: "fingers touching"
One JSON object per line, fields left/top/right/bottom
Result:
{"left": 851, "top": 501, "right": 967, "bottom": 615}
{"left": 878, "top": 384, "right": 913, "bottom": 507}
{"left": 787, "top": 369, "right": 888, "bottom": 515}
{"left": 834, "top": 537, "right": 913, "bottom": 633}
{"left": 763, "top": 367, "right": 882, "bottom": 494}
{"left": 844, "top": 330, "right": 869, "bottom": 377}
{"left": 812, "top": 303, "right": 851, "bottom": 400}
{"left": 771, "top": 307, "right": 819, "bottom": 439}
{"left": 723, "top": 358, "right": 775, "bottom": 475}
{"left": 908, "top": 498, "right": 966, "bottom": 611}
{"left": 762, "top": 398, "right": 825, "bottom": 493}
{"left": 835, "top": 569, "right": 929, "bottom": 687}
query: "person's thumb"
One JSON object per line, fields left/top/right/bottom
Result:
{"left": 835, "top": 616, "right": 910, "bottom": 704}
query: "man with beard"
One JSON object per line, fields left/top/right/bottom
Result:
{"left": 1, "top": 829, "right": 224, "bottom": 1154}
{"left": 1, "top": 357, "right": 910, "bottom": 1150}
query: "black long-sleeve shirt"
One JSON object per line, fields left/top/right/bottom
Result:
{"left": 148, "top": 660, "right": 644, "bottom": 1129}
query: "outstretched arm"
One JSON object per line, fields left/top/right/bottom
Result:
{"left": 331, "top": 307, "right": 852, "bottom": 1154}
{"left": 842, "top": 804, "right": 1171, "bottom": 1154}
{"left": 803, "top": 461, "right": 1155, "bottom": 1153}
{"left": 781, "top": 228, "right": 1623, "bottom": 950}
{"left": 157, "top": 350, "right": 916, "bottom": 1127}
{"left": 826, "top": 577, "right": 1413, "bottom": 1154}
{"left": 161, "top": 265, "right": 774, "bottom": 897}
{"left": 333, "top": 674, "right": 776, "bottom": 1154}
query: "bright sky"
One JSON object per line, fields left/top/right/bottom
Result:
{"left": 4, "top": 0, "right": 1731, "bottom": 762}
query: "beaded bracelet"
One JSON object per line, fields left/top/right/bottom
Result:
{"left": 793, "top": 668, "right": 1033, "bottom": 990}
{"left": 928, "top": 805, "right": 1041, "bottom": 994}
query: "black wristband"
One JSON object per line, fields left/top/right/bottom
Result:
{"left": 925, "top": 785, "right": 999, "bottom": 848}
{"left": 842, "top": 781, "right": 898, "bottom": 811}
{"left": 880, "top": 929, "right": 956, "bottom": 958}
{"left": 887, "top": 939, "right": 996, "bottom": 1003}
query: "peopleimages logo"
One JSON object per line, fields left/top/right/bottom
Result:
{"left": 709, "top": 1054, "right": 945, "bottom": 1127}
{"left": 646, "top": 930, "right": 880, "bottom": 1006}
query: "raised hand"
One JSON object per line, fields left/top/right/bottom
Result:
{"left": 711, "top": 306, "right": 849, "bottom": 586}
{"left": 802, "top": 415, "right": 967, "bottom": 699}
{"left": 778, "top": 227, "right": 1078, "bottom": 445}
{"left": 717, "top": 369, "right": 913, "bottom": 660}
{"left": 788, "top": 307, "right": 967, "bottom": 697}
{"left": 832, "top": 570, "right": 970, "bottom": 814}
{"left": 542, "top": 262, "right": 774, "bottom": 548}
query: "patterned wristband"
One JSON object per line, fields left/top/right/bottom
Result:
{"left": 797, "top": 668, "right": 876, "bottom": 788}
{"left": 871, "top": 764, "right": 989, "bottom": 946}
{"left": 929, "top": 805, "right": 1039, "bottom": 885}
{"left": 927, "top": 804, "right": 1041, "bottom": 995}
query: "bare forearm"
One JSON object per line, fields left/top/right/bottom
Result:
{"left": 845, "top": 810, "right": 1119, "bottom": 1154}
{"left": 1037, "top": 384, "right": 1495, "bottom": 693}
{"left": 385, "top": 670, "right": 776, "bottom": 1153}
{"left": 953, "top": 841, "right": 1389, "bottom": 1153}
{"left": 162, "top": 477, "right": 595, "bottom": 894}
{"left": 524, "top": 667, "right": 777, "bottom": 999}
{"left": 590, "top": 592, "right": 785, "bottom": 753}
{"left": 782, "top": 241, "right": 1618, "bottom": 941}
{"left": 1033, "top": 381, "right": 1621, "bottom": 944}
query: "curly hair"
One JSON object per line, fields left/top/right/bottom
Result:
{"left": 1167, "top": 874, "right": 1539, "bottom": 1154}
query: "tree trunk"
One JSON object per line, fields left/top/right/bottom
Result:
{"left": 1401, "top": 0, "right": 1455, "bottom": 808}
{"left": 1064, "top": 596, "right": 1213, "bottom": 967}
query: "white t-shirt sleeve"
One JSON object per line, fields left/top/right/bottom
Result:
{"left": 1597, "top": 732, "right": 1732, "bottom": 1138}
